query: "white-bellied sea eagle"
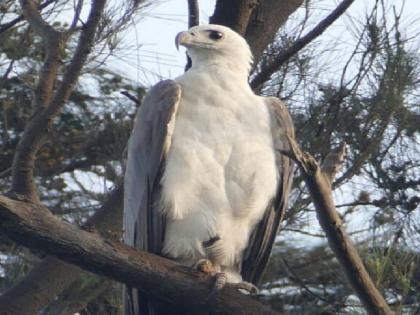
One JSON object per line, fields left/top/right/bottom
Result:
{"left": 124, "top": 24, "right": 295, "bottom": 315}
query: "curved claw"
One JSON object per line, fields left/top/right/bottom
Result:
{"left": 205, "top": 272, "right": 227, "bottom": 301}
{"left": 194, "top": 259, "right": 216, "bottom": 275}
{"left": 233, "top": 281, "right": 259, "bottom": 295}
{"left": 214, "top": 272, "right": 227, "bottom": 291}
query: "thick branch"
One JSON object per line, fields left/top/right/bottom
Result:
{"left": 0, "top": 185, "right": 123, "bottom": 315}
{"left": 281, "top": 137, "right": 394, "bottom": 315}
{"left": 0, "top": 256, "right": 83, "bottom": 315}
{"left": 209, "top": 0, "right": 258, "bottom": 35}
{"left": 187, "top": 0, "right": 199, "bottom": 28}
{"left": 210, "top": 0, "right": 303, "bottom": 62}
{"left": 19, "top": 0, "right": 64, "bottom": 110}
{"left": 19, "top": 0, "right": 60, "bottom": 40}
{"left": 250, "top": 0, "right": 355, "bottom": 90}
{"left": 0, "top": 195, "right": 281, "bottom": 315}
{"left": 184, "top": 0, "right": 200, "bottom": 71}
{"left": 41, "top": 276, "right": 112, "bottom": 315}
{"left": 245, "top": 0, "right": 303, "bottom": 63}
{"left": 12, "top": 1, "right": 64, "bottom": 200}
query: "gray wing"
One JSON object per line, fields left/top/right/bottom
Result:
{"left": 123, "top": 80, "right": 181, "bottom": 315}
{"left": 241, "top": 97, "right": 295, "bottom": 285}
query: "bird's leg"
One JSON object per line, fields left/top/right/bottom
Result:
{"left": 196, "top": 236, "right": 230, "bottom": 295}
{"left": 193, "top": 258, "right": 227, "bottom": 292}
{"left": 198, "top": 236, "right": 259, "bottom": 295}
{"left": 193, "top": 258, "right": 218, "bottom": 275}
{"left": 202, "top": 236, "right": 223, "bottom": 262}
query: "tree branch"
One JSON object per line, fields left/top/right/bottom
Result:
{"left": 0, "top": 184, "right": 123, "bottom": 315}
{"left": 121, "top": 90, "right": 142, "bottom": 106}
{"left": 0, "top": 0, "right": 57, "bottom": 34}
{"left": 245, "top": 0, "right": 304, "bottom": 63}
{"left": 19, "top": 0, "right": 60, "bottom": 40}
{"left": 11, "top": 0, "right": 107, "bottom": 200}
{"left": 0, "top": 194, "right": 282, "bottom": 315}
{"left": 210, "top": 0, "right": 258, "bottom": 35}
{"left": 280, "top": 137, "right": 394, "bottom": 315}
{"left": 250, "top": 0, "right": 355, "bottom": 91}
{"left": 11, "top": 0, "right": 65, "bottom": 200}
{"left": 41, "top": 276, "right": 113, "bottom": 315}
{"left": 187, "top": 0, "right": 199, "bottom": 28}
{"left": 184, "top": 0, "right": 200, "bottom": 71}
{"left": 209, "top": 1, "right": 304, "bottom": 63}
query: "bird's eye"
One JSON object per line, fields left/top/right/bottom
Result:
{"left": 208, "top": 31, "right": 223, "bottom": 40}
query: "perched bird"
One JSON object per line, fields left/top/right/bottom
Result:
{"left": 124, "top": 24, "right": 294, "bottom": 315}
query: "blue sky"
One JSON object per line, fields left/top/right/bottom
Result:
{"left": 108, "top": 0, "right": 419, "bottom": 87}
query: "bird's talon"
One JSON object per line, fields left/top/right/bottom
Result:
{"left": 193, "top": 259, "right": 215, "bottom": 275}
{"left": 233, "top": 281, "right": 259, "bottom": 295}
{"left": 214, "top": 272, "right": 227, "bottom": 291}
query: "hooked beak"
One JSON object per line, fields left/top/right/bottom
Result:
{"left": 175, "top": 31, "right": 191, "bottom": 51}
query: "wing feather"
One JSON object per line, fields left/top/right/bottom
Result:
{"left": 241, "top": 97, "right": 295, "bottom": 284}
{"left": 123, "top": 80, "right": 181, "bottom": 315}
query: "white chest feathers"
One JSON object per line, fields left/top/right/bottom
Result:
{"left": 160, "top": 70, "right": 278, "bottom": 277}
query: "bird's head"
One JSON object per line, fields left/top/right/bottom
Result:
{"left": 175, "top": 24, "right": 253, "bottom": 77}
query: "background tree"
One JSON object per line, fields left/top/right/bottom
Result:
{"left": 0, "top": 0, "right": 418, "bottom": 314}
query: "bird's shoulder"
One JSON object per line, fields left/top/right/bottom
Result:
{"left": 146, "top": 79, "right": 182, "bottom": 105}
{"left": 135, "top": 80, "right": 182, "bottom": 125}
{"left": 262, "top": 96, "right": 295, "bottom": 136}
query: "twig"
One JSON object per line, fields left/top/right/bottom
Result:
{"left": 250, "top": 0, "right": 355, "bottom": 91}
{"left": 121, "top": 90, "right": 141, "bottom": 105}
{"left": 282, "top": 259, "right": 331, "bottom": 303}
{"left": 68, "top": 0, "right": 84, "bottom": 32}
{"left": 0, "top": 168, "right": 12, "bottom": 178}
{"left": 321, "top": 142, "right": 346, "bottom": 183}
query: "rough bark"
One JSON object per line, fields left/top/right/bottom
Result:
{"left": 41, "top": 276, "right": 113, "bottom": 315}
{"left": 245, "top": 0, "right": 304, "bottom": 63}
{"left": 280, "top": 137, "right": 394, "bottom": 315}
{"left": 0, "top": 194, "right": 282, "bottom": 315}
{"left": 210, "top": 0, "right": 303, "bottom": 62}
{"left": 0, "top": 256, "right": 82, "bottom": 315}
{"left": 187, "top": 0, "right": 199, "bottom": 28}
{"left": 209, "top": 0, "right": 258, "bottom": 35}
{"left": 0, "top": 185, "right": 123, "bottom": 315}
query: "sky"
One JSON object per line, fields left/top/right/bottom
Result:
{"left": 108, "top": 0, "right": 420, "bottom": 87}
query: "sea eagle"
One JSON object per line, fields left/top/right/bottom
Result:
{"left": 124, "top": 24, "right": 294, "bottom": 315}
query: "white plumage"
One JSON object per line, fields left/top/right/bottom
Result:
{"left": 160, "top": 26, "right": 278, "bottom": 281}
{"left": 124, "top": 24, "right": 294, "bottom": 315}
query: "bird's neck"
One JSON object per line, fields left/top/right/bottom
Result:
{"left": 188, "top": 52, "right": 251, "bottom": 85}
{"left": 190, "top": 64, "right": 251, "bottom": 94}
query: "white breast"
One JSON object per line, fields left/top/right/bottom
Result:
{"left": 160, "top": 69, "right": 278, "bottom": 278}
